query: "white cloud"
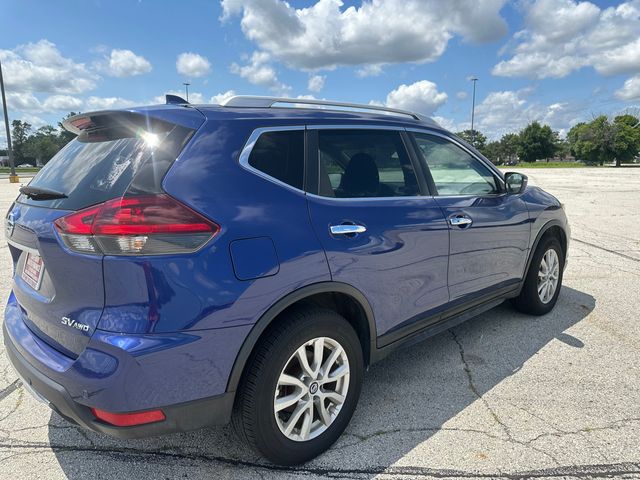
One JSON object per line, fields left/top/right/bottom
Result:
{"left": 211, "top": 90, "right": 237, "bottom": 104}
{"left": 0, "top": 39, "right": 97, "bottom": 94}
{"left": 432, "top": 115, "right": 460, "bottom": 132}
{"left": 307, "top": 75, "right": 326, "bottom": 92}
{"left": 384, "top": 80, "right": 448, "bottom": 116}
{"left": 493, "top": 0, "right": 640, "bottom": 79}
{"left": 176, "top": 52, "right": 212, "bottom": 78}
{"left": 4, "top": 92, "right": 84, "bottom": 114}
{"left": 221, "top": 0, "right": 507, "bottom": 70}
{"left": 356, "top": 64, "right": 384, "bottom": 77}
{"left": 230, "top": 51, "right": 291, "bottom": 95}
{"left": 5, "top": 92, "right": 42, "bottom": 111}
{"left": 153, "top": 90, "right": 237, "bottom": 105}
{"left": 472, "top": 88, "right": 586, "bottom": 139}
{"left": 616, "top": 75, "right": 640, "bottom": 101}
{"left": 84, "top": 96, "right": 138, "bottom": 110}
{"left": 103, "top": 49, "right": 152, "bottom": 77}
{"left": 154, "top": 90, "right": 205, "bottom": 104}
{"left": 42, "top": 95, "right": 83, "bottom": 111}
{"left": 456, "top": 91, "right": 468, "bottom": 100}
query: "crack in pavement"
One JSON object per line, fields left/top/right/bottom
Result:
{"left": 509, "top": 404, "right": 610, "bottom": 464}
{"left": 0, "top": 379, "right": 21, "bottom": 403}
{"left": 334, "top": 426, "right": 505, "bottom": 452}
{"left": 572, "top": 238, "right": 640, "bottom": 263}
{"left": 0, "top": 388, "right": 24, "bottom": 424}
{"left": 449, "top": 330, "right": 562, "bottom": 466}
{"left": 0, "top": 440, "right": 639, "bottom": 479}
{"left": 525, "top": 417, "right": 640, "bottom": 444}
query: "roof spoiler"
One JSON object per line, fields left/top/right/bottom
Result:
{"left": 62, "top": 111, "right": 175, "bottom": 137}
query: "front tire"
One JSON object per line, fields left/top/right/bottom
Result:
{"left": 232, "top": 307, "right": 363, "bottom": 465}
{"left": 513, "top": 235, "right": 564, "bottom": 315}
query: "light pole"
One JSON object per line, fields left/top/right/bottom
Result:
{"left": 470, "top": 76, "right": 478, "bottom": 145}
{"left": 183, "top": 82, "right": 190, "bottom": 102}
{"left": 0, "top": 57, "right": 18, "bottom": 182}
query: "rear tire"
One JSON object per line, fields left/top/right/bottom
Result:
{"left": 513, "top": 235, "right": 564, "bottom": 315}
{"left": 232, "top": 307, "right": 363, "bottom": 465}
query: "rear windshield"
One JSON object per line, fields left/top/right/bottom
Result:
{"left": 17, "top": 119, "right": 193, "bottom": 211}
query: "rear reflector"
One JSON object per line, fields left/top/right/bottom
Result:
{"left": 54, "top": 194, "right": 219, "bottom": 255}
{"left": 91, "top": 407, "right": 166, "bottom": 427}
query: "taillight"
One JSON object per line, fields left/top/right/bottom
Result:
{"left": 54, "top": 194, "right": 219, "bottom": 255}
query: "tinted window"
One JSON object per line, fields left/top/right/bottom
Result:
{"left": 18, "top": 120, "right": 193, "bottom": 211}
{"left": 413, "top": 134, "right": 499, "bottom": 196}
{"left": 248, "top": 130, "right": 304, "bottom": 190}
{"left": 317, "top": 130, "right": 419, "bottom": 198}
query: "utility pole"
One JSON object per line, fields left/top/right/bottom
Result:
{"left": 0, "top": 57, "right": 18, "bottom": 183}
{"left": 470, "top": 77, "right": 478, "bottom": 146}
{"left": 183, "top": 82, "right": 190, "bottom": 102}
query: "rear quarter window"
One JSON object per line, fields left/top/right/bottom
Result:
{"left": 247, "top": 130, "right": 304, "bottom": 190}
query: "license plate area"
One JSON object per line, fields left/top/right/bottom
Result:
{"left": 21, "top": 252, "right": 44, "bottom": 291}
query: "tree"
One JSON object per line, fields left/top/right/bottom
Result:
{"left": 482, "top": 141, "right": 503, "bottom": 165}
{"left": 11, "top": 120, "right": 32, "bottom": 165}
{"left": 517, "top": 121, "right": 557, "bottom": 162}
{"left": 500, "top": 133, "right": 519, "bottom": 164}
{"left": 6, "top": 112, "right": 80, "bottom": 167}
{"left": 612, "top": 114, "right": 640, "bottom": 167}
{"left": 57, "top": 112, "right": 78, "bottom": 147}
{"left": 566, "top": 115, "right": 636, "bottom": 166}
{"left": 555, "top": 138, "right": 571, "bottom": 161}
{"left": 24, "top": 126, "right": 62, "bottom": 165}
{"left": 455, "top": 129, "right": 487, "bottom": 151}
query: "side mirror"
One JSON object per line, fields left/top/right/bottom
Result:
{"left": 504, "top": 172, "right": 528, "bottom": 195}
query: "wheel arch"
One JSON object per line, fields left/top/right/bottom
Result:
{"left": 524, "top": 219, "right": 568, "bottom": 279}
{"left": 225, "top": 282, "right": 377, "bottom": 394}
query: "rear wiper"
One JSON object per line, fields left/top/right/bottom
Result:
{"left": 19, "top": 186, "right": 68, "bottom": 201}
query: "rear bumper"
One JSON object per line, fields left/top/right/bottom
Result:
{"left": 2, "top": 293, "right": 251, "bottom": 438}
{"left": 3, "top": 326, "right": 234, "bottom": 438}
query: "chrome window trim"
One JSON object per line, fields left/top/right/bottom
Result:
{"left": 238, "top": 126, "right": 307, "bottom": 196}
{"left": 239, "top": 124, "right": 495, "bottom": 201}
{"left": 406, "top": 127, "right": 506, "bottom": 194}
{"left": 306, "top": 192, "right": 432, "bottom": 202}
{"left": 307, "top": 124, "right": 405, "bottom": 131}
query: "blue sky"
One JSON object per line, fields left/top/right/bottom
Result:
{"left": 1, "top": 0, "right": 639, "bottom": 144}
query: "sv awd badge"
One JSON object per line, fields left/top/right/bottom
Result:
{"left": 61, "top": 317, "right": 90, "bottom": 332}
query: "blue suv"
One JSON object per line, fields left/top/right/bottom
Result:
{"left": 3, "top": 96, "right": 569, "bottom": 464}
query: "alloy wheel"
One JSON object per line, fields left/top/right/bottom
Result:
{"left": 537, "top": 248, "right": 560, "bottom": 304}
{"left": 274, "top": 337, "right": 350, "bottom": 442}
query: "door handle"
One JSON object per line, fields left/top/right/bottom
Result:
{"left": 449, "top": 216, "right": 473, "bottom": 228}
{"left": 329, "top": 224, "right": 367, "bottom": 236}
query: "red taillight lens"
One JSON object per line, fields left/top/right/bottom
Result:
{"left": 91, "top": 407, "right": 165, "bottom": 427}
{"left": 54, "top": 204, "right": 101, "bottom": 235}
{"left": 92, "top": 195, "right": 217, "bottom": 235}
{"left": 54, "top": 194, "right": 219, "bottom": 255}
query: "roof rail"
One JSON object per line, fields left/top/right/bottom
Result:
{"left": 220, "top": 95, "right": 429, "bottom": 122}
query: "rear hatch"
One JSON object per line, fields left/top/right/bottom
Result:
{"left": 5, "top": 108, "right": 203, "bottom": 357}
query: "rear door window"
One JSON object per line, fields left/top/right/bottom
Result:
{"left": 316, "top": 129, "right": 419, "bottom": 198}
{"left": 247, "top": 130, "right": 304, "bottom": 190}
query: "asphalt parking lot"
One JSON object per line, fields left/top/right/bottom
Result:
{"left": 1, "top": 167, "right": 639, "bottom": 479}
